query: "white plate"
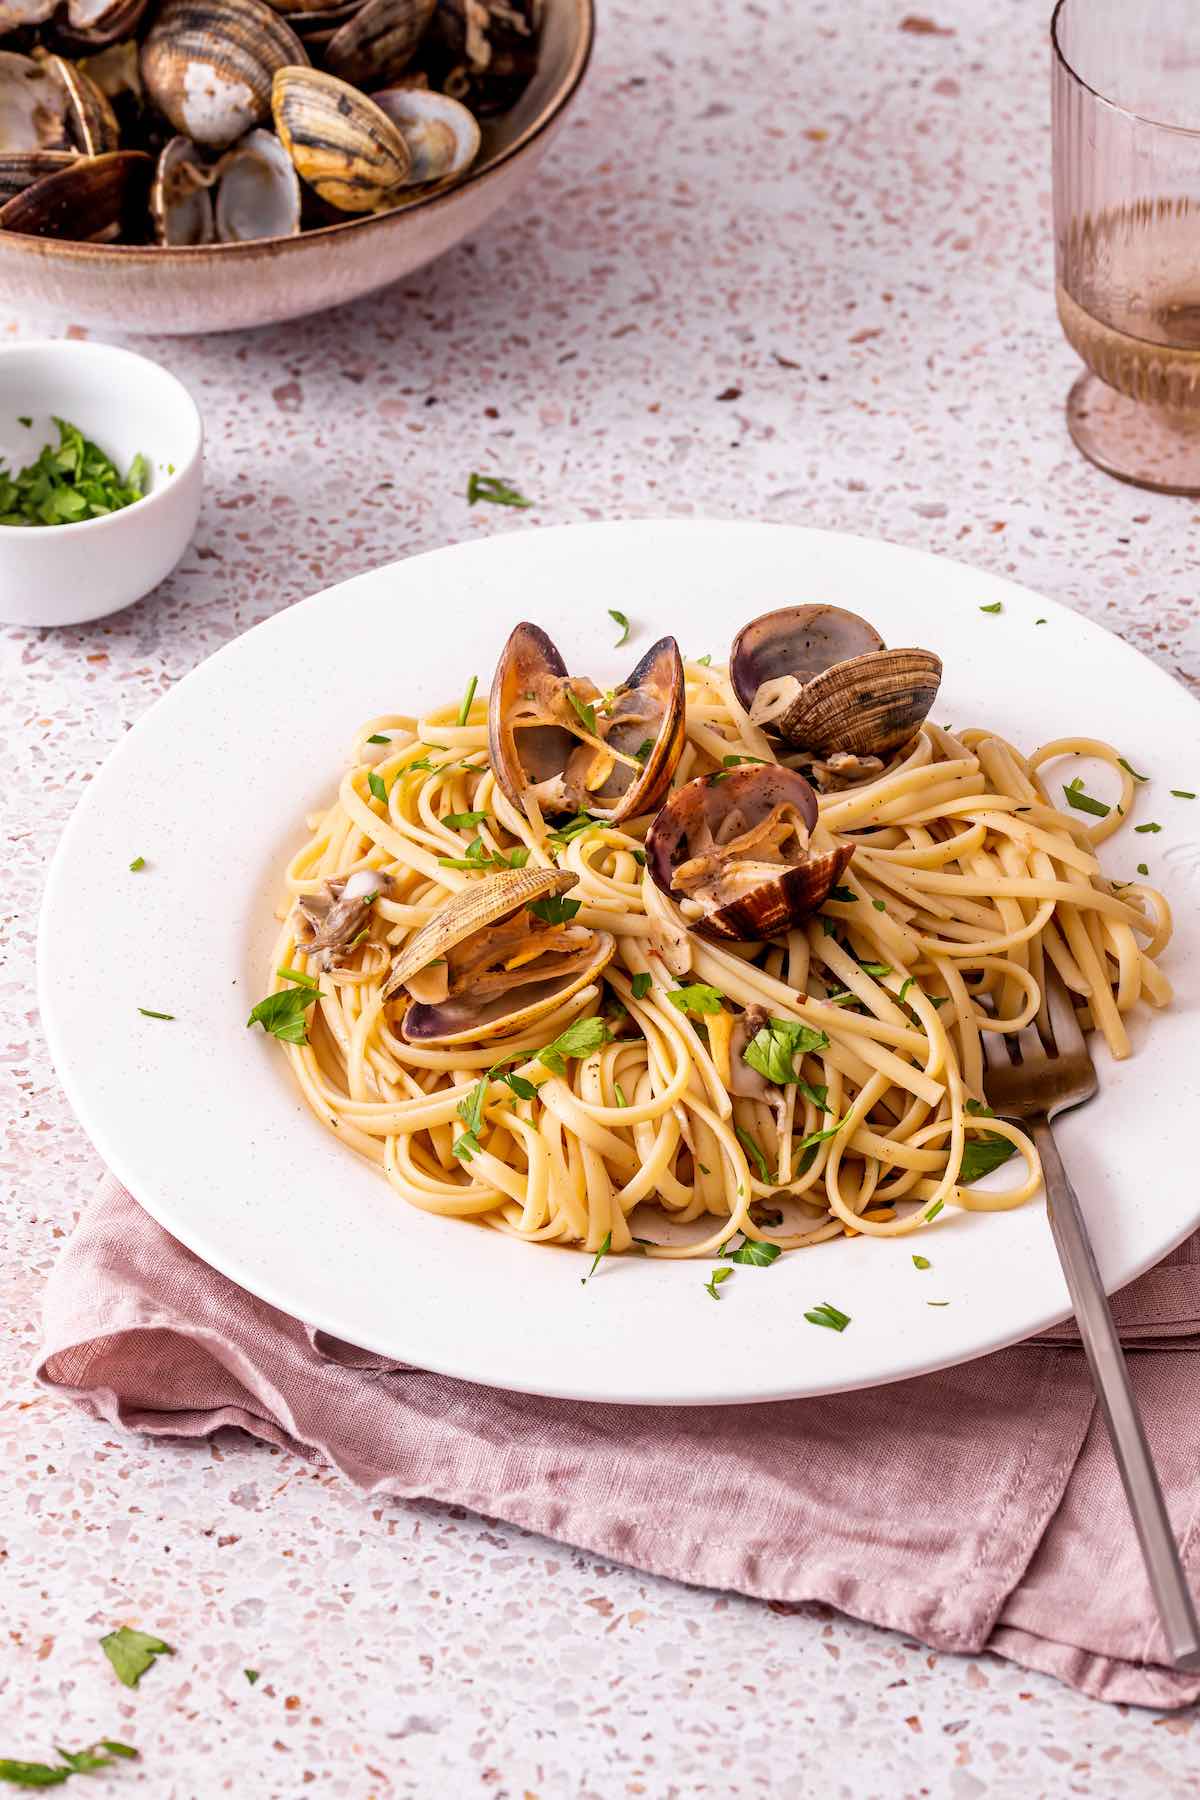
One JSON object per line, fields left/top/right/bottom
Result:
{"left": 38, "top": 521, "right": 1200, "bottom": 1405}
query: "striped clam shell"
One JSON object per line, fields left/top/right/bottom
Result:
{"left": 383, "top": 866, "right": 576, "bottom": 1001}
{"left": 271, "top": 65, "right": 409, "bottom": 211}
{"left": 142, "top": 0, "right": 309, "bottom": 151}
{"left": 0, "top": 148, "right": 152, "bottom": 240}
{"left": 323, "top": 0, "right": 433, "bottom": 90}
{"left": 371, "top": 85, "right": 480, "bottom": 186}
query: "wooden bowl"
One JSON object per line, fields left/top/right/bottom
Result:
{"left": 0, "top": 0, "right": 593, "bottom": 336}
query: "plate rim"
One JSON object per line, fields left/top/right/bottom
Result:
{"left": 37, "top": 517, "right": 1200, "bottom": 1405}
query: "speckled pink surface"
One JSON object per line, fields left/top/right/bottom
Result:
{"left": 3, "top": 0, "right": 1199, "bottom": 1791}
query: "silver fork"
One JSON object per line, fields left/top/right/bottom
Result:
{"left": 982, "top": 967, "right": 1200, "bottom": 1670}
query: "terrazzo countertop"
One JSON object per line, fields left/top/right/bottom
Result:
{"left": 3, "top": 0, "right": 1199, "bottom": 1792}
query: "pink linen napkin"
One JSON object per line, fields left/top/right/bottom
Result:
{"left": 37, "top": 1177, "right": 1200, "bottom": 1709}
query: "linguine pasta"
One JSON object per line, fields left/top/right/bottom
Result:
{"left": 265, "top": 656, "right": 1172, "bottom": 1260}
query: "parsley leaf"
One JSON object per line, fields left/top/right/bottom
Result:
{"left": 794, "top": 1120, "right": 843, "bottom": 1154}
{"left": 979, "top": 602, "right": 1002, "bottom": 614}
{"left": 959, "top": 1136, "right": 1017, "bottom": 1183}
{"left": 366, "top": 732, "right": 390, "bottom": 744}
{"left": 367, "top": 770, "right": 388, "bottom": 806}
{"left": 614, "top": 1082, "right": 628, "bottom": 1108}
{"left": 734, "top": 1125, "right": 770, "bottom": 1182}
{"left": 1136, "top": 862, "right": 1149, "bottom": 876}
{"left": 528, "top": 894, "right": 582, "bottom": 925}
{"left": 244, "top": 1669, "right": 260, "bottom": 1685}
{"left": 0, "top": 417, "right": 147, "bottom": 528}
{"left": 99, "top": 1626, "right": 173, "bottom": 1689}
{"left": 546, "top": 812, "right": 599, "bottom": 846}
{"left": 722, "top": 753, "right": 770, "bottom": 768}
{"left": 827, "top": 884, "right": 856, "bottom": 903}
{"left": 912, "top": 1254, "right": 931, "bottom": 1270}
{"left": 442, "top": 810, "right": 488, "bottom": 830}
{"left": 704, "top": 1266, "right": 733, "bottom": 1300}
{"left": 634, "top": 738, "right": 655, "bottom": 763}
{"left": 1062, "top": 780, "right": 1109, "bottom": 818}
{"left": 537, "top": 1016, "right": 612, "bottom": 1076}
{"left": 797, "top": 1079, "right": 829, "bottom": 1112}
{"left": 580, "top": 1230, "right": 612, "bottom": 1284}
{"left": 246, "top": 976, "right": 322, "bottom": 1045}
{"left": 727, "top": 1238, "right": 782, "bottom": 1266}
{"left": 1171, "top": 789, "right": 1195, "bottom": 799}
{"left": 609, "top": 609, "right": 631, "bottom": 646}
{"left": 630, "top": 971, "right": 652, "bottom": 1000}
{"left": 667, "top": 984, "right": 725, "bottom": 1016}
{"left": 565, "top": 686, "right": 598, "bottom": 736}
{"left": 742, "top": 1018, "right": 829, "bottom": 1085}
{"left": 128, "top": 855, "right": 145, "bottom": 871}
{"left": 137, "top": 1007, "right": 174, "bottom": 1021}
{"left": 925, "top": 1199, "right": 945, "bottom": 1221}
{"left": 804, "top": 1301, "right": 850, "bottom": 1331}
{"left": 1118, "top": 757, "right": 1149, "bottom": 782}
{"left": 1134, "top": 821, "right": 1162, "bottom": 833}
{"left": 466, "top": 472, "right": 532, "bottom": 509}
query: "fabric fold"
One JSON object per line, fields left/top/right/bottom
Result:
{"left": 36, "top": 1176, "right": 1200, "bottom": 1708}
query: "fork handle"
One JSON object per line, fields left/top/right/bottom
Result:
{"left": 1033, "top": 1120, "right": 1200, "bottom": 1670}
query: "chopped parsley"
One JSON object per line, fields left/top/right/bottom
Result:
{"left": 466, "top": 472, "right": 532, "bottom": 509}
{"left": 580, "top": 1230, "right": 612, "bottom": 1284}
{"left": 695, "top": 653, "right": 712, "bottom": 666}
{"left": 734, "top": 1125, "right": 770, "bottom": 1182}
{"left": 797, "top": 1079, "right": 829, "bottom": 1112}
{"left": 366, "top": 732, "right": 390, "bottom": 744}
{"left": 858, "top": 960, "right": 893, "bottom": 977}
{"left": 565, "top": 686, "right": 598, "bottom": 736}
{"left": 1171, "top": 789, "right": 1195, "bottom": 800}
{"left": 667, "top": 983, "right": 725, "bottom": 1016}
{"left": 537, "top": 1015, "right": 612, "bottom": 1076}
{"left": 437, "top": 837, "right": 529, "bottom": 872}
{"left": 442, "top": 810, "right": 488, "bottom": 830}
{"left": 979, "top": 602, "right": 1002, "bottom": 614}
{"left": 804, "top": 1301, "right": 850, "bottom": 1332}
{"left": 959, "top": 1135, "right": 1017, "bottom": 1183}
{"left": 137, "top": 1007, "right": 174, "bottom": 1020}
{"left": 0, "top": 417, "right": 148, "bottom": 527}
{"left": 128, "top": 855, "right": 145, "bottom": 871}
{"left": 912, "top": 1254, "right": 931, "bottom": 1270}
{"left": 528, "top": 893, "right": 582, "bottom": 925}
{"left": 630, "top": 971, "right": 652, "bottom": 1000}
{"left": 898, "top": 976, "right": 914, "bottom": 1004}
{"left": 727, "top": 1237, "right": 782, "bottom": 1266}
{"left": 1136, "top": 862, "right": 1149, "bottom": 876}
{"left": 1134, "top": 822, "right": 1162, "bottom": 834}
{"left": 633, "top": 738, "right": 655, "bottom": 763}
{"left": 742, "top": 1018, "right": 829, "bottom": 1085}
{"left": 244, "top": 1669, "right": 260, "bottom": 1685}
{"left": 0, "top": 1740, "right": 139, "bottom": 1785}
{"left": 1062, "top": 777, "right": 1109, "bottom": 818}
{"left": 608, "top": 609, "right": 631, "bottom": 646}
{"left": 827, "top": 884, "right": 856, "bottom": 904}
{"left": 794, "top": 1120, "right": 843, "bottom": 1155}
{"left": 704, "top": 1266, "right": 733, "bottom": 1300}
{"left": 456, "top": 675, "right": 478, "bottom": 726}
{"left": 872, "top": 898, "right": 886, "bottom": 911}
{"left": 367, "top": 770, "right": 389, "bottom": 805}
{"left": 246, "top": 974, "right": 322, "bottom": 1045}
{"left": 924, "top": 1199, "right": 945, "bottom": 1221}
{"left": 1118, "top": 757, "right": 1149, "bottom": 782}
{"left": 722, "top": 753, "right": 770, "bottom": 768}
{"left": 614, "top": 1083, "right": 628, "bottom": 1108}
{"left": 546, "top": 812, "right": 600, "bottom": 846}
{"left": 99, "top": 1626, "right": 173, "bottom": 1689}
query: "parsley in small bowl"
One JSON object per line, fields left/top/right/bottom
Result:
{"left": 0, "top": 340, "right": 203, "bottom": 628}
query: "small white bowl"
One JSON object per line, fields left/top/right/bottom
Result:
{"left": 0, "top": 340, "right": 203, "bottom": 628}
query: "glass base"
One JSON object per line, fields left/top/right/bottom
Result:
{"left": 1066, "top": 372, "right": 1200, "bottom": 495}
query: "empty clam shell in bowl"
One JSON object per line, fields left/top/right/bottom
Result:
{"left": 0, "top": 0, "right": 593, "bottom": 332}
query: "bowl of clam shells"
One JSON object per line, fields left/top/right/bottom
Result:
{"left": 0, "top": 0, "right": 592, "bottom": 332}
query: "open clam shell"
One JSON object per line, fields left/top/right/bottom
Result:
{"left": 729, "top": 604, "right": 942, "bottom": 759}
{"left": 0, "top": 148, "right": 78, "bottom": 199}
{"left": 214, "top": 125, "right": 300, "bottom": 237}
{"left": 54, "top": 0, "right": 151, "bottom": 50}
{"left": 488, "top": 623, "right": 685, "bottom": 827}
{"left": 371, "top": 84, "right": 479, "bottom": 185}
{"left": 142, "top": 0, "right": 308, "bottom": 151}
{"left": 151, "top": 134, "right": 215, "bottom": 243}
{"left": 0, "top": 146, "right": 152, "bottom": 239}
{"left": 47, "top": 53, "right": 120, "bottom": 154}
{"left": 0, "top": 50, "right": 73, "bottom": 152}
{"left": 383, "top": 865, "right": 616, "bottom": 1047}
{"left": 323, "top": 0, "right": 433, "bottom": 90}
{"left": 646, "top": 764, "right": 854, "bottom": 943}
{"left": 271, "top": 64, "right": 410, "bottom": 210}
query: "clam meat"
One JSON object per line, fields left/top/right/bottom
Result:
{"left": 729, "top": 604, "right": 942, "bottom": 765}
{"left": 646, "top": 763, "right": 854, "bottom": 942}
{"left": 383, "top": 865, "right": 615, "bottom": 1046}
{"left": 489, "top": 623, "right": 685, "bottom": 827}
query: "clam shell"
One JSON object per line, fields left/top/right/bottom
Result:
{"left": 402, "top": 926, "right": 615, "bottom": 1046}
{"left": 0, "top": 147, "right": 78, "bottom": 200}
{"left": 271, "top": 64, "right": 410, "bottom": 210}
{"left": 646, "top": 764, "right": 853, "bottom": 943}
{"left": 142, "top": 0, "right": 308, "bottom": 151}
{"left": 729, "top": 603, "right": 941, "bottom": 755}
{"left": 0, "top": 51, "right": 71, "bottom": 153}
{"left": 323, "top": 0, "right": 434, "bottom": 89}
{"left": 488, "top": 622, "right": 685, "bottom": 827}
{"left": 0, "top": 146, "right": 152, "bottom": 239}
{"left": 383, "top": 865, "right": 575, "bottom": 999}
{"left": 48, "top": 55, "right": 121, "bottom": 155}
{"left": 371, "top": 84, "right": 479, "bottom": 186}
{"left": 56, "top": 0, "right": 151, "bottom": 50}
{"left": 150, "top": 134, "right": 215, "bottom": 244}
{"left": 214, "top": 124, "right": 300, "bottom": 238}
